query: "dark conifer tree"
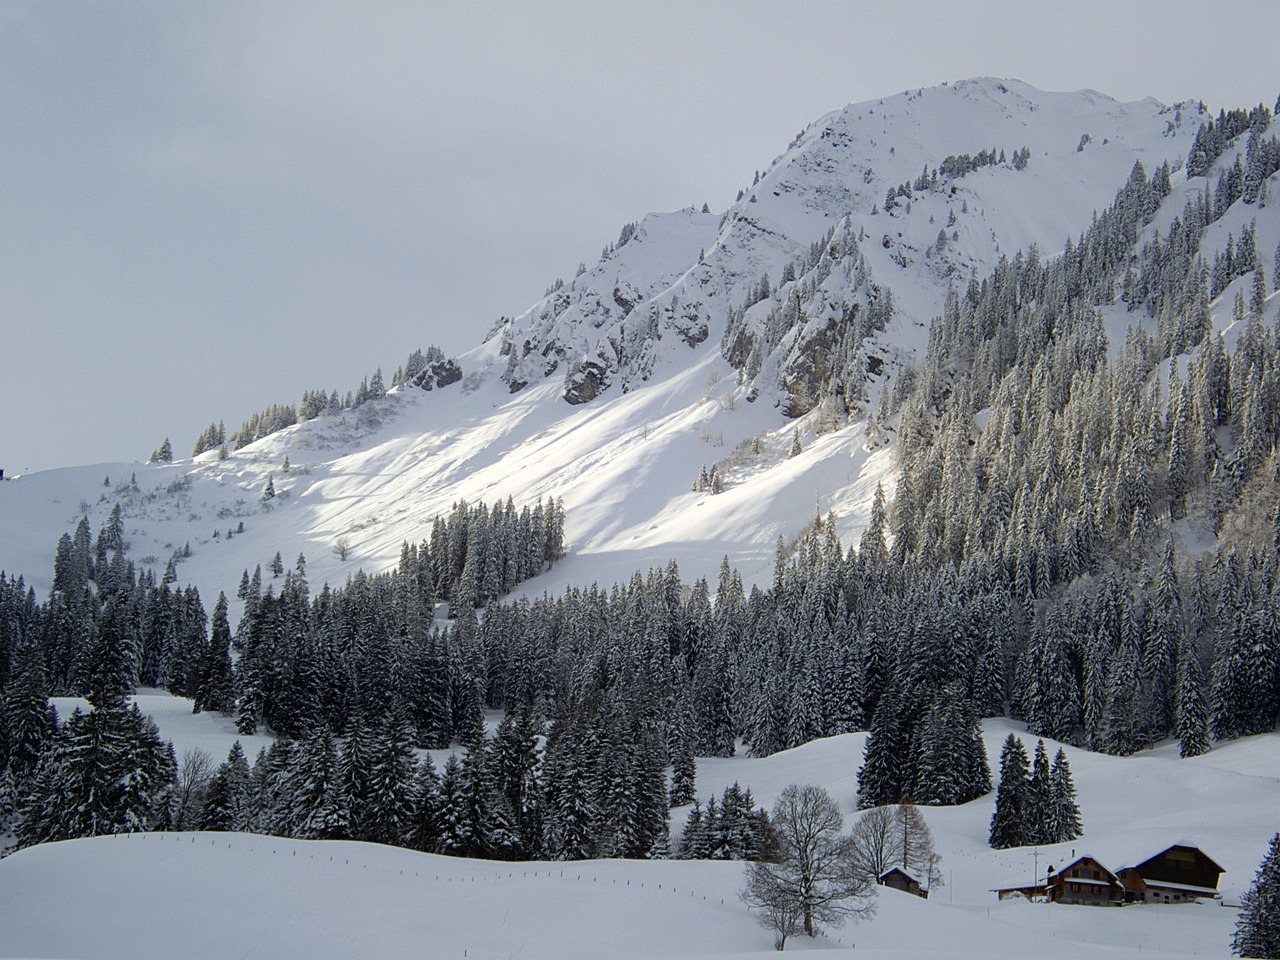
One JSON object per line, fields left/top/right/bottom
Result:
{"left": 1025, "top": 739, "right": 1052, "bottom": 844}
{"left": 669, "top": 733, "right": 697, "bottom": 807}
{"left": 1, "top": 641, "right": 55, "bottom": 790}
{"left": 194, "top": 593, "right": 235, "bottom": 715}
{"left": 1234, "top": 833, "right": 1280, "bottom": 959}
{"left": 857, "top": 683, "right": 908, "bottom": 809}
{"left": 363, "top": 706, "right": 418, "bottom": 845}
{"left": 201, "top": 741, "right": 253, "bottom": 831}
{"left": 989, "top": 734, "right": 1030, "bottom": 849}
{"left": 409, "top": 754, "right": 442, "bottom": 853}
{"left": 1177, "top": 639, "right": 1211, "bottom": 758}
{"left": 1046, "top": 748, "right": 1082, "bottom": 842}
{"left": 291, "top": 727, "right": 348, "bottom": 839}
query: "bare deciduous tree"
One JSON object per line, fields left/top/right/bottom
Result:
{"left": 847, "top": 804, "right": 904, "bottom": 883}
{"left": 172, "top": 747, "right": 215, "bottom": 830}
{"left": 739, "top": 784, "right": 876, "bottom": 950}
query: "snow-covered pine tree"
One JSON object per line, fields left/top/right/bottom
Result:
{"left": 1234, "top": 833, "right": 1280, "bottom": 958}
{"left": 1025, "top": 739, "right": 1052, "bottom": 844}
{"left": 290, "top": 727, "right": 348, "bottom": 840}
{"left": 1046, "top": 748, "right": 1082, "bottom": 843}
{"left": 1176, "top": 637, "right": 1211, "bottom": 757}
{"left": 989, "top": 734, "right": 1030, "bottom": 849}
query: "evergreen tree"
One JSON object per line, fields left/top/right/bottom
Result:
{"left": 409, "top": 754, "right": 443, "bottom": 853}
{"left": 1, "top": 642, "right": 55, "bottom": 789}
{"left": 1234, "top": 833, "right": 1280, "bottom": 958}
{"left": 857, "top": 684, "right": 908, "bottom": 808}
{"left": 363, "top": 706, "right": 418, "bottom": 845}
{"left": 669, "top": 734, "right": 697, "bottom": 807}
{"left": 194, "top": 593, "right": 235, "bottom": 715}
{"left": 201, "top": 741, "right": 253, "bottom": 830}
{"left": 1046, "top": 748, "right": 1082, "bottom": 842}
{"left": 291, "top": 727, "right": 348, "bottom": 839}
{"left": 989, "top": 734, "right": 1030, "bottom": 849}
{"left": 1176, "top": 640, "right": 1211, "bottom": 758}
{"left": 1025, "top": 739, "right": 1052, "bottom": 844}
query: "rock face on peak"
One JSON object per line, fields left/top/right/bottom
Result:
{"left": 486, "top": 79, "right": 1202, "bottom": 413}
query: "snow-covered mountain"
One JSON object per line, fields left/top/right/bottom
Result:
{"left": 1, "top": 78, "right": 1270, "bottom": 607}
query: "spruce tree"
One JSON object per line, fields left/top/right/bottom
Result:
{"left": 291, "top": 727, "right": 348, "bottom": 840}
{"left": 409, "top": 754, "right": 443, "bottom": 853}
{"left": 1, "top": 642, "right": 54, "bottom": 789}
{"left": 857, "top": 684, "right": 907, "bottom": 809}
{"left": 1176, "top": 640, "right": 1211, "bottom": 758}
{"left": 1046, "top": 748, "right": 1082, "bottom": 842}
{"left": 1234, "top": 833, "right": 1280, "bottom": 958}
{"left": 1025, "top": 739, "right": 1052, "bottom": 844}
{"left": 989, "top": 734, "right": 1030, "bottom": 849}
{"left": 363, "top": 706, "right": 418, "bottom": 845}
{"left": 669, "top": 734, "right": 697, "bottom": 807}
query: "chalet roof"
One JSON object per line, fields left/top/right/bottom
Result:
{"left": 995, "top": 853, "right": 1124, "bottom": 893}
{"left": 1114, "top": 842, "right": 1225, "bottom": 876}
{"left": 880, "top": 866, "right": 924, "bottom": 885}
{"left": 1047, "top": 854, "right": 1121, "bottom": 883}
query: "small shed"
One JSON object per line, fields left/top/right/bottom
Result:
{"left": 992, "top": 878, "right": 1049, "bottom": 902}
{"left": 1115, "top": 843, "right": 1224, "bottom": 904}
{"left": 879, "top": 866, "right": 928, "bottom": 899}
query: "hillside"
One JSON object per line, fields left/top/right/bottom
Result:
{"left": 0, "top": 79, "right": 1232, "bottom": 606}
{"left": 2, "top": 708, "right": 1273, "bottom": 959}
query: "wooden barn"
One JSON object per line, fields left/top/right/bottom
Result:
{"left": 879, "top": 866, "right": 928, "bottom": 899}
{"left": 1115, "top": 843, "right": 1224, "bottom": 904}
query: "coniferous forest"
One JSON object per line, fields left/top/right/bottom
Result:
{"left": 2, "top": 100, "right": 1280, "bottom": 873}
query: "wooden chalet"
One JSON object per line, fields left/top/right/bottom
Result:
{"left": 1115, "top": 843, "right": 1224, "bottom": 904}
{"left": 992, "top": 843, "right": 1224, "bottom": 907}
{"left": 879, "top": 866, "right": 928, "bottom": 899}
{"left": 1045, "top": 856, "right": 1125, "bottom": 906}
{"left": 993, "top": 855, "right": 1123, "bottom": 906}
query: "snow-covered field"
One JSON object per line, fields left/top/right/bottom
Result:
{"left": 2, "top": 696, "right": 1272, "bottom": 959}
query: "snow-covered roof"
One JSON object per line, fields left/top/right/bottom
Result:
{"left": 1133, "top": 878, "right": 1221, "bottom": 896}
{"left": 1047, "top": 854, "right": 1120, "bottom": 882}
{"left": 990, "top": 877, "right": 1049, "bottom": 892}
{"left": 880, "top": 866, "right": 924, "bottom": 885}
{"left": 1112, "top": 841, "right": 1225, "bottom": 875}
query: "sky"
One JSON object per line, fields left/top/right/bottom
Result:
{"left": 3, "top": 1, "right": 1278, "bottom": 474}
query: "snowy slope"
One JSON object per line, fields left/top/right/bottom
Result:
{"left": 2, "top": 712, "right": 1273, "bottom": 959}
{"left": 0, "top": 79, "right": 1264, "bottom": 610}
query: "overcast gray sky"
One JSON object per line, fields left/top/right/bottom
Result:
{"left": 3, "top": 1, "right": 1277, "bottom": 474}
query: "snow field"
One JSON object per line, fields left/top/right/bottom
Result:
{"left": 4, "top": 695, "right": 1274, "bottom": 959}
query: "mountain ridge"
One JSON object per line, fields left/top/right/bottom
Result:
{"left": 0, "top": 78, "right": 1267, "bottom": 611}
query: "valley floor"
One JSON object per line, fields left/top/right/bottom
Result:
{"left": 2, "top": 693, "right": 1273, "bottom": 959}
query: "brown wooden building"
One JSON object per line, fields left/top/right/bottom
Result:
{"left": 1045, "top": 855, "right": 1125, "bottom": 906}
{"left": 994, "top": 855, "right": 1123, "bottom": 905}
{"left": 879, "top": 866, "right": 928, "bottom": 899}
{"left": 1115, "top": 844, "right": 1225, "bottom": 904}
{"left": 993, "top": 843, "right": 1224, "bottom": 907}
